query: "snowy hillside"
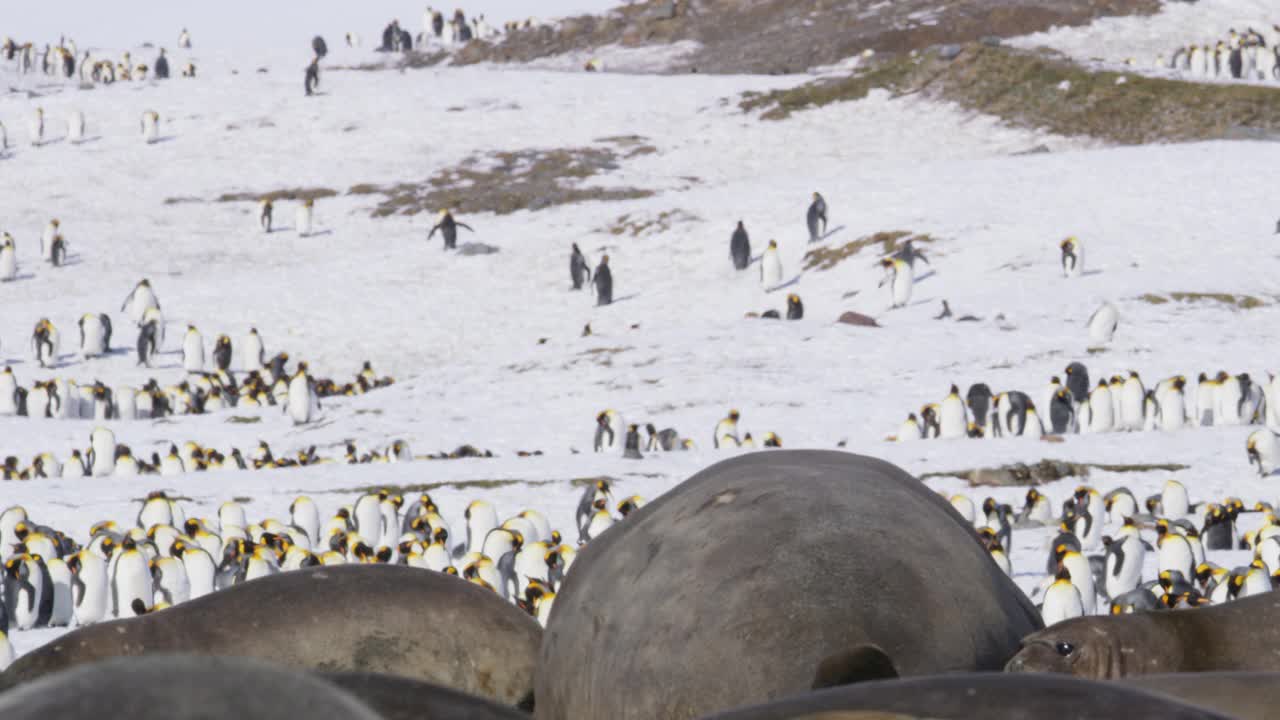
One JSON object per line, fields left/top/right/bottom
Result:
{"left": 4, "top": 2, "right": 1280, "bottom": 661}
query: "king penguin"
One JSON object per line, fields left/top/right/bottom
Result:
{"left": 1248, "top": 429, "right": 1280, "bottom": 476}
{"left": 713, "top": 409, "right": 741, "bottom": 448}
{"left": 121, "top": 278, "right": 160, "bottom": 324}
{"left": 570, "top": 243, "right": 591, "bottom": 290}
{"left": 1088, "top": 302, "right": 1119, "bottom": 345}
{"left": 1059, "top": 236, "right": 1084, "bottom": 277}
{"left": 78, "top": 313, "right": 111, "bottom": 359}
{"left": 938, "top": 385, "right": 968, "bottom": 439}
{"left": 1040, "top": 568, "right": 1084, "bottom": 626}
{"left": 140, "top": 110, "right": 160, "bottom": 143}
{"left": 760, "top": 240, "right": 782, "bottom": 288}
{"left": 68, "top": 549, "right": 108, "bottom": 625}
{"left": 879, "top": 257, "right": 912, "bottom": 308}
{"left": 28, "top": 106, "right": 44, "bottom": 146}
{"left": 241, "top": 327, "right": 265, "bottom": 372}
{"left": 67, "top": 110, "right": 85, "bottom": 143}
{"left": 730, "top": 221, "right": 751, "bottom": 271}
{"left": 286, "top": 364, "right": 318, "bottom": 425}
{"left": 427, "top": 209, "right": 473, "bottom": 250}
{"left": 0, "top": 233, "right": 15, "bottom": 282}
{"left": 806, "top": 192, "right": 827, "bottom": 242}
{"left": 296, "top": 198, "right": 314, "bottom": 237}
{"left": 593, "top": 254, "right": 613, "bottom": 306}
{"left": 181, "top": 325, "right": 204, "bottom": 372}
{"left": 31, "top": 318, "right": 59, "bottom": 368}
{"left": 213, "top": 334, "right": 232, "bottom": 372}
{"left": 111, "top": 536, "right": 152, "bottom": 617}
{"left": 259, "top": 198, "right": 273, "bottom": 233}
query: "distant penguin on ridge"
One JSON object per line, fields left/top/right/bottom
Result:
{"left": 730, "top": 221, "right": 750, "bottom": 271}
{"left": 570, "top": 243, "right": 591, "bottom": 290}
{"left": 593, "top": 255, "right": 612, "bottom": 306}
{"left": 805, "top": 192, "right": 827, "bottom": 242}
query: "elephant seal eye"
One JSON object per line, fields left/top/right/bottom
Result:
{"left": 1055, "top": 642, "right": 1075, "bottom": 656}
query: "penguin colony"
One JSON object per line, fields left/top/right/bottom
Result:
{"left": 1156, "top": 24, "right": 1280, "bottom": 81}
{"left": 0, "top": 479, "right": 644, "bottom": 666}
{"left": 376, "top": 7, "right": 511, "bottom": 54}
{"left": 945, "top": 479, "right": 1280, "bottom": 629}
{"left": 0, "top": 35, "right": 193, "bottom": 91}
{"left": 894, "top": 359, "right": 1280, "bottom": 464}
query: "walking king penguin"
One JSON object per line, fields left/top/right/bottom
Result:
{"left": 427, "top": 209, "right": 473, "bottom": 250}
{"left": 140, "top": 110, "right": 160, "bottom": 143}
{"left": 1060, "top": 236, "right": 1083, "bottom": 277}
{"left": 570, "top": 243, "right": 591, "bottom": 290}
{"left": 31, "top": 318, "right": 58, "bottom": 368}
{"left": 1088, "top": 302, "right": 1118, "bottom": 345}
{"left": 259, "top": 198, "right": 273, "bottom": 233}
{"left": 806, "top": 192, "right": 827, "bottom": 242}
{"left": 761, "top": 240, "right": 782, "bottom": 288}
{"left": 730, "top": 221, "right": 751, "bottom": 271}
{"left": 879, "top": 257, "right": 912, "bottom": 308}
{"left": 296, "top": 198, "right": 314, "bottom": 237}
{"left": 593, "top": 255, "right": 612, "bottom": 306}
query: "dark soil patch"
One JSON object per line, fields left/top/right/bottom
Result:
{"left": 743, "top": 43, "right": 1280, "bottom": 144}
{"left": 921, "top": 459, "right": 1190, "bottom": 487}
{"left": 803, "top": 231, "right": 935, "bottom": 271}
{"left": 348, "top": 142, "right": 654, "bottom": 217}
{"left": 217, "top": 187, "right": 339, "bottom": 203}
{"left": 451, "top": 0, "right": 1157, "bottom": 75}
{"left": 1139, "top": 292, "right": 1266, "bottom": 309}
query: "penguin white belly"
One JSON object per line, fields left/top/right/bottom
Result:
{"left": 1160, "top": 391, "right": 1185, "bottom": 431}
{"left": 77, "top": 385, "right": 95, "bottom": 419}
{"left": 1088, "top": 389, "right": 1113, "bottom": 433}
{"left": 1216, "top": 381, "right": 1243, "bottom": 425}
{"left": 1062, "top": 555, "right": 1096, "bottom": 614}
{"left": 897, "top": 419, "right": 921, "bottom": 442}
{"left": 1040, "top": 583, "right": 1083, "bottom": 626}
{"left": 606, "top": 413, "right": 626, "bottom": 451}
{"left": 354, "top": 501, "right": 383, "bottom": 542}
{"left": 182, "top": 551, "right": 216, "bottom": 599}
{"left": 46, "top": 558, "right": 74, "bottom": 626}
{"left": 0, "top": 244, "right": 15, "bottom": 281}
{"left": 1161, "top": 483, "right": 1190, "bottom": 518}
{"left": 296, "top": 205, "right": 313, "bottom": 236}
{"left": 1241, "top": 571, "right": 1271, "bottom": 599}
{"left": 81, "top": 318, "right": 106, "bottom": 358}
{"left": 1088, "top": 303, "right": 1118, "bottom": 344}
{"left": 1197, "top": 385, "right": 1216, "bottom": 426}
{"left": 1105, "top": 535, "right": 1144, "bottom": 599}
{"left": 892, "top": 267, "right": 913, "bottom": 307}
{"left": 182, "top": 332, "right": 204, "bottom": 372}
{"left": 1066, "top": 245, "right": 1084, "bottom": 277}
{"left": 938, "top": 397, "right": 967, "bottom": 439}
{"left": 128, "top": 286, "right": 158, "bottom": 323}
{"left": 0, "top": 374, "right": 16, "bottom": 416}
{"left": 115, "top": 387, "right": 137, "bottom": 420}
{"left": 142, "top": 114, "right": 159, "bottom": 143}
{"left": 40, "top": 225, "right": 56, "bottom": 261}
{"left": 1121, "top": 382, "right": 1144, "bottom": 430}
{"left": 62, "top": 455, "right": 86, "bottom": 478}
{"left": 422, "top": 543, "right": 452, "bottom": 572}
{"left": 67, "top": 111, "right": 84, "bottom": 141}
{"left": 1157, "top": 536, "right": 1194, "bottom": 579}
{"left": 27, "top": 114, "right": 42, "bottom": 145}
{"left": 287, "top": 375, "right": 312, "bottom": 424}
{"left": 760, "top": 251, "right": 782, "bottom": 288}
{"left": 113, "top": 457, "right": 138, "bottom": 476}
{"left": 244, "top": 555, "right": 279, "bottom": 582}
{"left": 241, "top": 335, "right": 264, "bottom": 372}
{"left": 713, "top": 418, "right": 738, "bottom": 448}
{"left": 90, "top": 429, "right": 116, "bottom": 477}
{"left": 0, "top": 633, "right": 13, "bottom": 671}
{"left": 514, "top": 549, "right": 550, "bottom": 594}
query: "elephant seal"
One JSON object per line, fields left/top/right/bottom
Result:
{"left": 0, "top": 654, "right": 383, "bottom": 720}
{"left": 1124, "top": 672, "right": 1280, "bottom": 720}
{"left": 1005, "top": 592, "right": 1280, "bottom": 678}
{"left": 537, "top": 451, "right": 1043, "bottom": 720}
{"left": 695, "top": 673, "right": 1231, "bottom": 719}
{"left": 320, "top": 671, "right": 532, "bottom": 719}
{"left": 0, "top": 565, "right": 541, "bottom": 705}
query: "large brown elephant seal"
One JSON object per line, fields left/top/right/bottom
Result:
{"left": 0, "top": 565, "right": 541, "bottom": 705}
{"left": 1124, "top": 672, "right": 1280, "bottom": 720}
{"left": 1005, "top": 592, "right": 1280, "bottom": 678}
{"left": 694, "top": 674, "right": 1231, "bottom": 719}
{"left": 0, "top": 654, "right": 383, "bottom": 720}
{"left": 320, "top": 671, "right": 532, "bottom": 719}
{"left": 537, "top": 451, "right": 1043, "bottom": 720}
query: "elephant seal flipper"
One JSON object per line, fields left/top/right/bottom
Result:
{"left": 812, "top": 645, "right": 900, "bottom": 690}
{"left": 318, "top": 671, "right": 532, "bottom": 720}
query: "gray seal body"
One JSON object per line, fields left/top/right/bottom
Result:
{"left": 320, "top": 671, "right": 532, "bottom": 720}
{"left": 0, "top": 654, "right": 383, "bottom": 720}
{"left": 0, "top": 565, "right": 541, "bottom": 705}
{"left": 537, "top": 450, "right": 1042, "bottom": 720}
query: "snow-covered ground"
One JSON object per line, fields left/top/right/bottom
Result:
{"left": 1012, "top": 0, "right": 1280, "bottom": 80}
{"left": 4, "top": 2, "right": 1280, "bottom": 661}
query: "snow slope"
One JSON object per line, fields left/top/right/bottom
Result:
{"left": 4, "top": 4, "right": 1280, "bottom": 659}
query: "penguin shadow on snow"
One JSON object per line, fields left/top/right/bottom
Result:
{"left": 4, "top": 272, "right": 36, "bottom": 282}
{"left": 69, "top": 136, "right": 103, "bottom": 146}
{"left": 301, "top": 229, "right": 334, "bottom": 238}
{"left": 602, "top": 292, "right": 641, "bottom": 305}
{"left": 765, "top": 275, "right": 802, "bottom": 293}
{"left": 146, "top": 136, "right": 178, "bottom": 145}
{"left": 812, "top": 225, "right": 846, "bottom": 243}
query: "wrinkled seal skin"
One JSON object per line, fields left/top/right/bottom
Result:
{"left": 319, "top": 671, "right": 533, "bottom": 720}
{"left": 0, "top": 654, "right": 384, "bottom": 720}
{"left": 537, "top": 451, "right": 1043, "bottom": 720}
{"left": 694, "top": 673, "right": 1232, "bottom": 720}
{"left": 1006, "top": 592, "right": 1280, "bottom": 678}
{"left": 1124, "top": 672, "right": 1280, "bottom": 720}
{"left": 0, "top": 565, "right": 541, "bottom": 706}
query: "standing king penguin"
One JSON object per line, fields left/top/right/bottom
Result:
{"left": 806, "top": 192, "right": 827, "bottom": 242}
{"left": 730, "top": 221, "right": 750, "bottom": 271}
{"left": 760, "top": 240, "right": 782, "bottom": 288}
{"left": 296, "top": 198, "right": 314, "bottom": 236}
{"left": 570, "top": 243, "right": 591, "bottom": 290}
{"left": 593, "top": 255, "right": 612, "bottom": 306}
{"left": 1059, "top": 236, "right": 1084, "bottom": 277}
{"left": 140, "top": 110, "right": 160, "bottom": 144}
{"left": 879, "top": 257, "right": 912, "bottom": 308}
{"left": 0, "top": 233, "right": 15, "bottom": 282}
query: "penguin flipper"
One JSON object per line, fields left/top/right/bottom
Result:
{"left": 456, "top": 222, "right": 474, "bottom": 232}
{"left": 71, "top": 572, "right": 85, "bottom": 605}
{"left": 1110, "top": 544, "right": 1125, "bottom": 578}
{"left": 811, "top": 645, "right": 898, "bottom": 689}
{"left": 21, "top": 578, "right": 35, "bottom": 612}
